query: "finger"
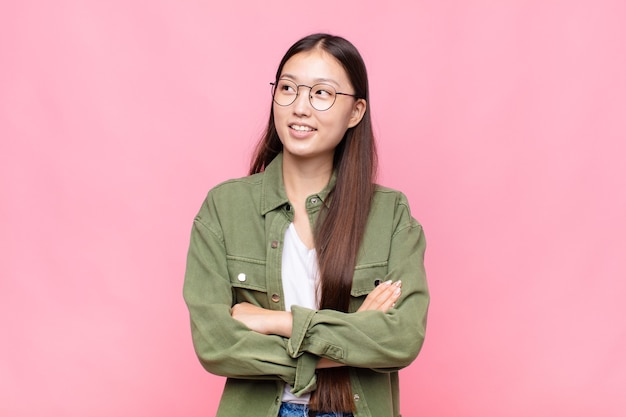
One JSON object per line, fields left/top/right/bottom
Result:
{"left": 378, "top": 283, "right": 402, "bottom": 313}
{"left": 358, "top": 280, "right": 390, "bottom": 311}
{"left": 373, "top": 280, "right": 401, "bottom": 305}
{"left": 373, "top": 281, "right": 401, "bottom": 312}
{"left": 359, "top": 280, "right": 401, "bottom": 312}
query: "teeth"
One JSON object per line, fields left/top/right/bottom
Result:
{"left": 291, "top": 125, "right": 314, "bottom": 132}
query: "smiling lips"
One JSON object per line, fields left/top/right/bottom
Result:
{"left": 290, "top": 124, "right": 316, "bottom": 132}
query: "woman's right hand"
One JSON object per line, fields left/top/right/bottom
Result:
{"left": 357, "top": 280, "right": 402, "bottom": 313}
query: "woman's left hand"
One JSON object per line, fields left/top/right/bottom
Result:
{"left": 357, "top": 280, "right": 402, "bottom": 313}
{"left": 231, "top": 302, "right": 293, "bottom": 337}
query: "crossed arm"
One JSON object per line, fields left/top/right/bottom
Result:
{"left": 230, "top": 279, "right": 403, "bottom": 368}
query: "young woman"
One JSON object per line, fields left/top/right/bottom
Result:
{"left": 183, "top": 33, "right": 429, "bottom": 417}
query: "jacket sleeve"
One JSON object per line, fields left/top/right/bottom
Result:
{"left": 183, "top": 195, "right": 318, "bottom": 396}
{"left": 287, "top": 196, "right": 429, "bottom": 372}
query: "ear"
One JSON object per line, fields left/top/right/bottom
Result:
{"left": 347, "top": 98, "right": 367, "bottom": 128}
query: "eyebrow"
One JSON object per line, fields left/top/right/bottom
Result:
{"left": 280, "top": 73, "right": 341, "bottom": 88}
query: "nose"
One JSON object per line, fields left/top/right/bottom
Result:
{"left": 292, "top": 86, "right": 312, "bottom": 116}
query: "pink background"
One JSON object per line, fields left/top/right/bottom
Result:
{"left": 2, "top": 1, "right": 625, "bottom": 416}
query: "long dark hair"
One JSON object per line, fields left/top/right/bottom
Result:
{"left": 250, "top": 33, "right": 377, "bottom": 414}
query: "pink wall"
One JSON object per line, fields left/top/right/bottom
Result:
{"left": 1, "top": 1, "right": 625, "bottom": 416}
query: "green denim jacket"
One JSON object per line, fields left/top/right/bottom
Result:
{"left": 183, "top": 153, "right": 429, "bottom": 417}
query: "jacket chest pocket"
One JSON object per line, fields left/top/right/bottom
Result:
{"left": 226, "top": 257, "right": 269, "bottom": 307}
{"left": 349, "top": 263, "right": 389, "bottom": 312}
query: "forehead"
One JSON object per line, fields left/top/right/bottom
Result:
{"left": 280, "top": 49, "right": 350, "bottom": 87}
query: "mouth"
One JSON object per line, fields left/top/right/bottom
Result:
{"left": 289, "top": 124, "right": 316, "bottom": 132}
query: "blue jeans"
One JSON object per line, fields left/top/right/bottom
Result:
{"left": 278, "top": 402, "right": 354, "bottom": 417}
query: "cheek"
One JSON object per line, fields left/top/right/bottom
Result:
{"left": 322, "top": 121, "right": 350, "bottom": 145}
{"left": 273, "top": 102, "right": 293, "bottom": 119}
{"left": 323, "top": 108, "right": 353, "bottom": 132}
{"left": 272, "top": 108, "right": 290, "bottom": 143}
{"left": 272, "top": 107, "right": 286, "bottom": 128}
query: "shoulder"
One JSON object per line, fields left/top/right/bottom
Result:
{"left": 373, "top": 184, "right": 406, "bottom": 198}
{"left": 208, "top": 171, "right": 264, "bottom": 197}
{"left": 371, "top": 184, "right": 422, "bottom": 230}
{"left": 201, "top": 172, "right": 266, "bottom": 209}
{"left": 372, "top": 184, "right": 412, "bottom": 209}
{"left": 196, "top": 171, "right": 265, "bottom": 223}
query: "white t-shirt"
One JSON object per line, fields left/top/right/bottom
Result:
{"left": 281, "top": 223, "right": 318, "bottom": 404}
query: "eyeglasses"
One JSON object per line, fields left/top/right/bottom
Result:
{"left": 270, "top": 79, "right": 358, "bottom": 111}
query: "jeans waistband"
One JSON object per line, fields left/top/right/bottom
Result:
{"left": 278, "top": 402, "right": 354, "bottom": 417}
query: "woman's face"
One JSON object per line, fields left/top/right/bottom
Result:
{"left": 273, "top": 49, "right": 366, "bottom": 164}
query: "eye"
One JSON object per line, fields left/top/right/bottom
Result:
{"left": 312, "top": 84, "right": 335, "bottom": 98}
{"left": 277, "top": 80, "right": 297, "bottom": 94}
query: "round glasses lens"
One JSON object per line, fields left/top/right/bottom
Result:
{"left": 309, "top": 84, "right": 337, "bottom": 111}
{"left": 273, "top": 79, "right": 298, "bottom": 107}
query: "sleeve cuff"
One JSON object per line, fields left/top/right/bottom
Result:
{"left": 288, "top": 306, "right": 318, "bottom": 396}
{"left": 287, "top": 305, "right": 316, "bottom": 358}
{"left": 291, "top": 352, "right": 318, "bottom": 396}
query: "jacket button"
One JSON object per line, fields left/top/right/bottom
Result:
{"left": 237, "top": 273, "right": 246, "bottom": 282}
{"left": 353, "top": 394, "right": 360, "bottom": 401}
{"left": 310, "top": 197, "right": 318, "bottom": 204}
{"left": 271, "top": 294, "right": 280, "bottom": 303}
{"left": 271, "top": 240, "right": 279, "bottom": 248}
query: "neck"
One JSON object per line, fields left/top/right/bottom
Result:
{"left": 282, "top": 153, "right": 333, "bottom": 201}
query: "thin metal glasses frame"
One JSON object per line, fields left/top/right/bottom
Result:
{"left": 270, "top": 79, "right": 358, "bottom": 111}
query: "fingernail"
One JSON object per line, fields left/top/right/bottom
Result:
{"left": 394, "top": 288, "right": 401, "bottom": 296}
{"left": 394, "top": 280, "right": 402, "bottom": 287}
{"left": 384, "top": 279, "right": 392, "bottom": 286}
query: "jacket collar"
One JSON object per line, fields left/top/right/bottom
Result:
{"left": 260, "top": 152, "right": 337, "bottom": 215}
